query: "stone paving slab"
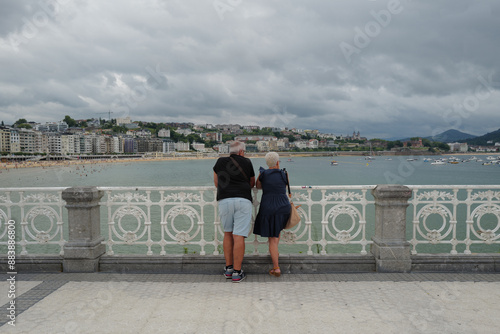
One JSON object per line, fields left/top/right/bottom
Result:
{"left": 1, "top": 273, "right": 500, "bottom": 333}
{"left": 0, "top": 281, "right": 42, "bottom": 306}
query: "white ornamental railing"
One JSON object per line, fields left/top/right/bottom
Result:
{"left": 98, "top": 186, "right": 375, "bottom": 256}
{"left": 0, "top": 187, "right": 67, "bottom": 255}
{"left": 407, "top": 185, "right": 500, "bottom": 254}
{"left": 1, "top": 185, "right": 500, "bottom": 256}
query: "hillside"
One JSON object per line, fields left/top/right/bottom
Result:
{"left": 461, "top": 128, "right": 500, "bottom": 145}
{"left": 425, "top": 129, "right": 477, "bottom": 142}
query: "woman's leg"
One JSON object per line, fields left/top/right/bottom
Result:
{"left": 268, "top": 236, "right": 281, "bottom": 273}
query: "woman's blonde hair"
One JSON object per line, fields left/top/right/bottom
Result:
{"left": 265, "top": 152, "right": 279, "bottom": 167}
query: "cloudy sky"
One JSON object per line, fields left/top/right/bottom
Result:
{"left": 1, "top": 0, "right": 499, "bottom": 139}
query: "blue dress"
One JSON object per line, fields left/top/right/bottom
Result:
{"left": 253, "top": 167, "right": 291, "bottom": 238}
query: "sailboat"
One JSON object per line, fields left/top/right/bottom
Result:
{"left": 365, "top": 142, "right": 375, "bottom": 160}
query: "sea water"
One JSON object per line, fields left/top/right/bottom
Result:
{"left": 1, "top": 155, "right": 499, "bottom": 255}
{"left": 2, "top": 155, "right": 499, "bottom": 187}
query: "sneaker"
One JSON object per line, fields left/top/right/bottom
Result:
{"left": 232, "top": 270, "right": 246, "bottom": 283}
{"left": 224, "top": 265, "right": 234, "bottom": 279}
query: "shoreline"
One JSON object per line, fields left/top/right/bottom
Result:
{"left": 1, "top": 151, "right": 498, "bottom": 170}
{"left": 0, "top": 156, "right": 217, "bottom": 170}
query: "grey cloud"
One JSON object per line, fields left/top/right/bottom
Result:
{"left": 0, "top": 0, "right": 498, "bottom": 138}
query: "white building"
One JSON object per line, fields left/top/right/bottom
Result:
{"left": 48, "top": 134, "right": 61, "bottom": 154}
{"left": 214, "top": 143, "right": 229, "bottom": 154}
{"left": 18, "top": 129, "right": 37, "bottom": 153}
{"left": 309, "top": 139, "right": 319, "bottom": 149}
{"left": 176, "top": 128, "right": 192, "bottom": 136}
{"left": 135, "top": 129, "right": 152, "bottom": 138}
{"left": 111, "top": 136, "right": 121, "bottom": 153}
{"left": 0, "top": 128, "right": 10, "bottom": 152}
{"left": 163, "top": 140, "right": 175, "bottom": 153}
{"left": 79, "top": 135, "right": 93, "bottom": 155}
{"left": 61, "top": 135, "right": 75, "bottom": 155}
{"left": 9, "top": 129, "right": 20, "bottom": 153}
{"left": 174, "top": 142, "right": 190, "bottom": 151}
{"left": 116, "top": 116, "right": 131, "bottom": 125}
{"left": 277, "top": 138, "right": 289, "bottom": 150}
{"left": 158, "top": 128, "right": 170, "bottom": 138}
{"left": 448, "top": 142, "right": 468, "bottom": 152}
{"left": 256, "top": 141, "right": 269, "bottom": 152}
{"left": 191, "top": 142, "right": 206, "bottom": 152}
{"left": 294, "top": 140, "right": 308, "bottom": 149}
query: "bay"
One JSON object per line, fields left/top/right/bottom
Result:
{"left": 1, "top": 155, "right": 499, "bottom": 255}
{"left": 2, "top": 155, "right": 499, "bottom": 187}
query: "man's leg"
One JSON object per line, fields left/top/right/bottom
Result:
{"left": 231, "top": 198, "right": 252, "bottom": 271}
{"left": 232, "top": 234, "right": 245, "bottom": 271}
{"left": 223, "top": 232, "right": 234, "bottom": 267}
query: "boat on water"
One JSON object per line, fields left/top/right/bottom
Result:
{"left": 287, "top": 158, "right": 294, "bottom": 162}
{"left": 449, "top": 161, "right": 459, "bottom": 164}
{"left": 330, "top": 160, "right": 338, "bottom": 166}
{"left": 431, "top": 160, "right": 446, "bottom": 165}
{"left": 365, "top": 142, "right": 375, "bottom": 160}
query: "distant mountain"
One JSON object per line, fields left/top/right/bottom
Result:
{"left": 461, "top": 128, "right": 500, "bottom": 145}
{"left": 425, "top": 129, "right": 477, "bottom": 142}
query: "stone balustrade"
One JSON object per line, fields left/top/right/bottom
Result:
{"left": 1, "top": 185, "right": 500, "bottom": 273}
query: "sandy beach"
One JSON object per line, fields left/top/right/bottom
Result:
{"left": 1, "top": 151, "right": 497, "bottom": 171}
{"left": 0, "top": 155, "right": 219, "bottom": 171}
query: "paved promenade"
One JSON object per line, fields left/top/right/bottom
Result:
{"left": 1, "top": 272, "right": 500, "bottom": 333}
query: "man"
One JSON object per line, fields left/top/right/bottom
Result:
{"left": 213, "top": 141, "right": 255, "bottom": 282}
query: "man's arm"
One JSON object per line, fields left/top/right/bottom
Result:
{"left": 213, "top": 172, "right": 218, "bottom": 187}
{"left": 249, "top": 176, "right": 255, "bottom": 188}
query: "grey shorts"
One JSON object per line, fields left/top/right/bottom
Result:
{"left": 218, "top": 198, "right": 253, "bottom": 237}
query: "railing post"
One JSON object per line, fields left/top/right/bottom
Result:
{"left": 62, "top": 186, "right": 104, "bottom": 272}
{"left": 371, "top": 185, "right": 412, "bottom": 272}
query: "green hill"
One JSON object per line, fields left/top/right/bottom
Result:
{"left": 426, "top": 129, "right": 477, "bottom": 142}
{"left": 461, "top": 128, "right": 500, "bottom": 145}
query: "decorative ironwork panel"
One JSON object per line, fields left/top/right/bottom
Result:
{"left": 248, "top": 186, "right": 375, "bottom": 255}
{"left": 408, "top": 186, "right": 500, "bottom": 254}
{"left": 0, "top": 188, "right": 66, "bottom": 255}
{"left": 99, "top": 187, "right": 217, "bottom": 256}
{"left": 4, "top": 185, "right": 499, "bottom": 256}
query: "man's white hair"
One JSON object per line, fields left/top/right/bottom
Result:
{"left": 265, "top": 152, "right": 279, "bottom": 167}
{"left": 229, "top": 141, "right": 245, "bottom": 154}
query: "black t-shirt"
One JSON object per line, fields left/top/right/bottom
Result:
{"left": 213, "top": 154, "right": 255, "bottom": 202}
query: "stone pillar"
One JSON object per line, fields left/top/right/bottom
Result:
{"left": 62, "top": 187, "right": 105, "bottom": 272}
{"left": 371, "top": 185, "right": 412, "bottom": 272}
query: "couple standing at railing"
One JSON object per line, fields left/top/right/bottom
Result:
{"left": 213, "top": 141, "right": 292, "bottom": 282}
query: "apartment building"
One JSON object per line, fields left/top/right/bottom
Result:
{"left": 18, "top": 129, "right": 37, "bottom": 153}
{"left": 0, "top": 128, "right": 11, "bottom": 152}
{"left": 61, "top": 134, "right": 75, "bottom": 155}
{"left": 9, "top": 129, "right": 20, "bottom": 153}
{"left": 47, "top": 133, "right": 62, "bottom": 154}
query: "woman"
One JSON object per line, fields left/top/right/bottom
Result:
{"left": 253, "top": 152, "right": 291, "bottom": 277}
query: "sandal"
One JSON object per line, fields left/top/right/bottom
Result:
{"left": 269, "top": 267, "right": 281, "bottom": 277}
